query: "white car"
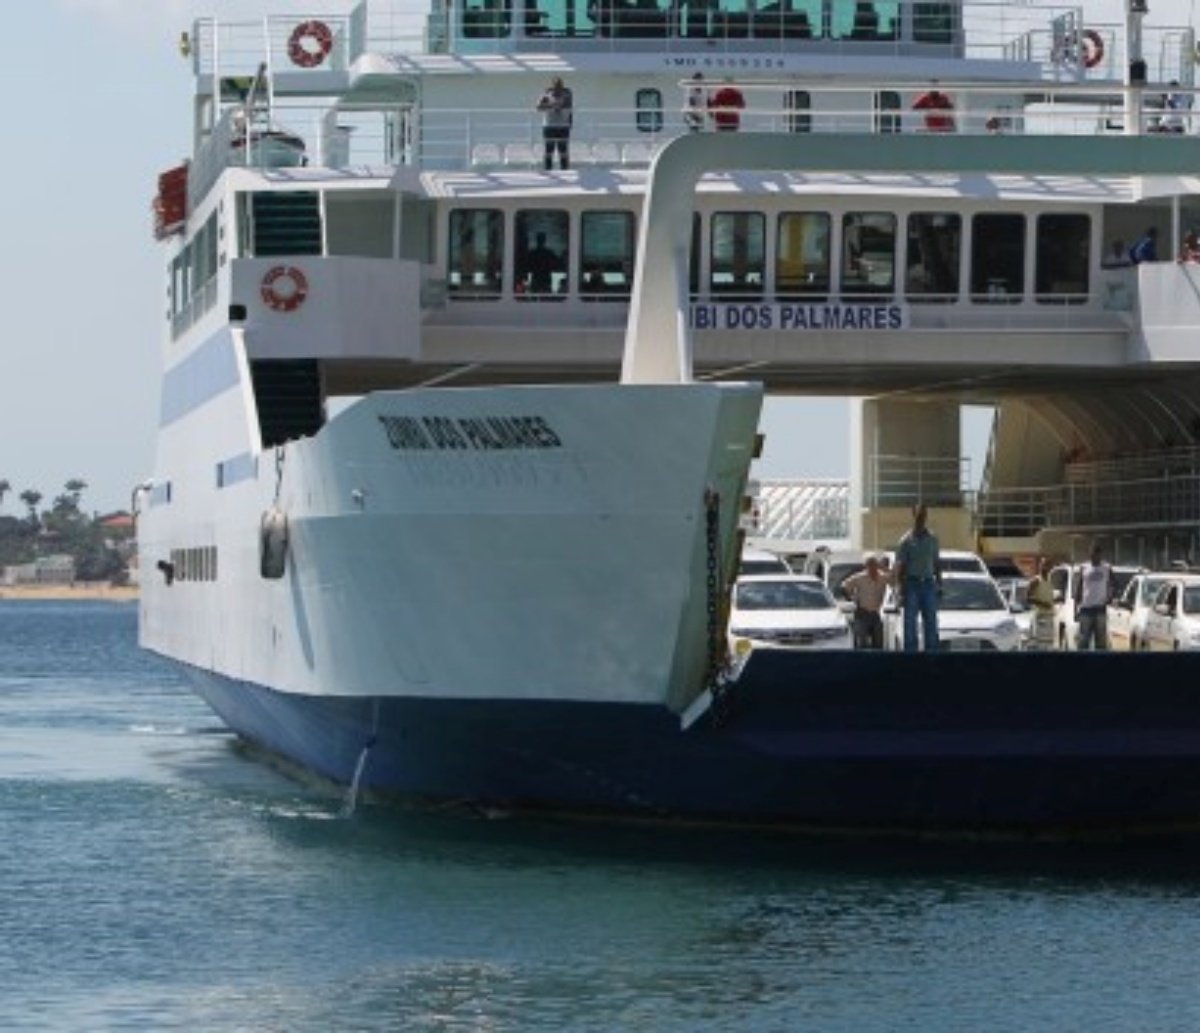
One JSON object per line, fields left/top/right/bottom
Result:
{"left": 883, "top": 571, "right": 1022, "bottom": 652}
{"left": 1048, "top": 562, "right": 1145, "bottom": 651}
{"left": 1141, "top": 576, "right": 1200, "bottom": 651}
{"left": 995, "top": 577, "right": 1033, "bottom": 647}
{"left": 1107, "top": 572, "right": 1174, "bottom": 652}
{"left": 738, "top": 547, "right": 792, "bottom": 577}
{"left": 728, "top": 574, "right": 853, "bottom": 654}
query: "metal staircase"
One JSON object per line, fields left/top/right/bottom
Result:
{"left": 251, "top": 192, "right": 322, "bottom": 256}
{"left": 250, "top": 359, "right": 324, "bottom": 447}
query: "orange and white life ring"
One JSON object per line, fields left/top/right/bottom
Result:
{"left": 1081, "top": 29, "right": 1104, "bottom": 69}
{"left": 261, "top": 266, "right": 309, "bottom": 312}
{"left": 287, "top": 20, "right": 334, "bottom": 69}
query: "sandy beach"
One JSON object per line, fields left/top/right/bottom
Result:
{"left": 0, "top": 584, "right": 139, "bottom": 602}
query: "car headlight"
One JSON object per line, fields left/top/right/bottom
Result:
{"left": 995, "top": 619, "right": 1018, "bottom": 636}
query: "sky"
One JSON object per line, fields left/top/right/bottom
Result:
{"left": 2, "top": 0, "right": 1195, "bottom": 514}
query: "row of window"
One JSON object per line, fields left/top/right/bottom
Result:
{"left": 459, "top": 0, "right": 956, "bottom": 44}
{"left": 447, "top": 208, "right": 1093, "bottom": 302}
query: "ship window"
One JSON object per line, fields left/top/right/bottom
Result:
{"left": 913, "top": 2, "right": 958, "bottom": 44}
{"left": 581, "top": 211, "right": 636, "bottom": 298}
{"left": 841, "top": 212, "right": 896, "bottom": 296}
{"left": 711, "top": 212, "right": 765, "bottom": 297}
{"left": 784, "top": 91, "right": 812, "bottom": 134}
{"left": 636, "top": 89, "right": 664, "bottom": 133}
{"left": 750, "top": 0, "right": 818, "bottom": 40}
{"left": 592, "top": 0, "right": 671, "bottom": 39}
{"left": 906, "top": 213, "right": 961, "bottom": 303}
{"left": 971, "top": 213, "right": 1025, "bottom": 303}
{"left": 776, "top": 213, "right": 830, "bottom": 297}
{"left": 462, "top": 0, "right": 512, "bottom": 37}
{"left": 1036, "top": 213, "right": 1090, "bottom": 304}
{"left": 448, "top": 209, "right": 504, "bottom": 297}
{"left": 875, "top": 90, "right": 902, "bottom": 133}
{"left": 833, "top": 0, "right": 900, "bottom": 40}
{"left": 515, "top": 209, "right": 569, "bottom": 298}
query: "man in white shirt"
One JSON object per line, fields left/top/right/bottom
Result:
{"left": 1076, "top": 542, "right": 1113, "bottom": 650}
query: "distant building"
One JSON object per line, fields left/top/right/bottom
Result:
{"left": 2, "top": 554, "right": 76, "bottom": 585}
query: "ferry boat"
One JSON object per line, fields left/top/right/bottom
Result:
{"left": 138, "top": 0, "right": 1200, "bottom": 837}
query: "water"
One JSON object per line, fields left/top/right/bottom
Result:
{"left": 5, "top": 601, "right": 1200, "bottom": 1032}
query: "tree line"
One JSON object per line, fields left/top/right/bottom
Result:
{"left": 0, "top": 478, "right": 129, "bottom": 582}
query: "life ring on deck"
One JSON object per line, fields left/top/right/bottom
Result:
{"left": 287, "top": 20, "right": 334, "bottom": 68}
{"left": 260, "top": 265, "right": 309, "bottom": 312}
{"left": 1081, "top": 29, "right": 1104, "bottom": 69}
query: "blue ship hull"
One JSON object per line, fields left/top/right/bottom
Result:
{"left": 181, "top": 650, "right": 1200, "bottom": 837}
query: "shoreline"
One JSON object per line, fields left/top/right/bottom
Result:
{"left": 0, "top": 585, "right": 139, "bottom": 602}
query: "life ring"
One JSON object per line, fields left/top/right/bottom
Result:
{"left": 261, "top": 265, "right": 309, "bottom": 312}
{"left": 287, "top": 20, "right": 334, "bottom": 69}
{"left": 1081, "top": 29, "right": 1104, "bottom": 69}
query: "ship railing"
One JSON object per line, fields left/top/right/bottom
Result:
{"left": 185, "top": 7, "right": 1194, "bottom": 89}
{"left": 381, "top": 0, "right": 1192, "bottom": 84}
{"left": 867, "top": 454, "right": 971, "bottom": 509}
{"left": 186, "top": 81, "right": 1200, "bottom": 193}
{"left": 750, "top": 481, "right": 851, "bottom": 542}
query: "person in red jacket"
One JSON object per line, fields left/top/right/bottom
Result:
{"left": 707, "top": 79, "right": 745, "bottom": 131}
{"left": 913, "top": 84, "right": 956, "bottom": 132}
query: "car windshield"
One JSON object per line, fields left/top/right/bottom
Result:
{"left": 1112, "top": 569, "right": 1139, "bottom": 596}
{"left": 940, "top": 579, "right": 1005, "bottom": 611}
{"left": 1184, "top": 586, "right": 1200, "bottom": 614}
{"left": 941, "top": 556, "right": 985, "bottom": 573}
{"left": 1139, "top": 577, "right": 1170, "bottom": 605}
{"left": 740, "top": 558, "right": 790, "bottom": 576}
{"left": 736, "top": 580, "right": 835, "bottom": 611}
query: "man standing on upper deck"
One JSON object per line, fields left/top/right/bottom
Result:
{"left": 535, "top": 76, "right": 573, "bottom": 170}
{"left": 913, "top": 82, "right": 956, "bottom": 132}
{"left": 894, "top": 502, "right": 942, "bottom": 651}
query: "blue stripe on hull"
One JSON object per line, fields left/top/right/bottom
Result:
{"left": 179, "top": 649, "right": 1200, "bottom": 836}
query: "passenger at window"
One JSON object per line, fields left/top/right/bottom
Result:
{"left": 1129, "top": 227, "right": 1158, "bottom": 264}
{"left": 707, "top": 78, "right": 745, "bottom": 131}
{"left": 913, "top": 83, "right": 956, "bottom": 132}
{"left": 535, "top": 77, "right": 573, "bottom": 170}
{"left": 524, "top": 232, "right": 560, "bottom": 293}
{"left": 1161, "top": 81, "right": 1191, "bottom": 133}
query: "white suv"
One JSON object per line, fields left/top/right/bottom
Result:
{"left": 882, "top": 571, "right": 1022, "bottom": 652}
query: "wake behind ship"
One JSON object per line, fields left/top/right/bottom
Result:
{"left": 139, "top": 0, "right": 1200, "bottom": 838}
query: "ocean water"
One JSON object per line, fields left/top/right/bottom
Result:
{"left": 5, "top": 602, "right": 1200, "bottom": 1032}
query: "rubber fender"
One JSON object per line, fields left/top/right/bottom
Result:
{"left": 260, "top": 507, "right": 289, "bottom": 580}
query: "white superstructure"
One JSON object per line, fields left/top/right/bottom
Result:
{"left": 138, "top": 1, "right": 1200, "bottom": 792}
